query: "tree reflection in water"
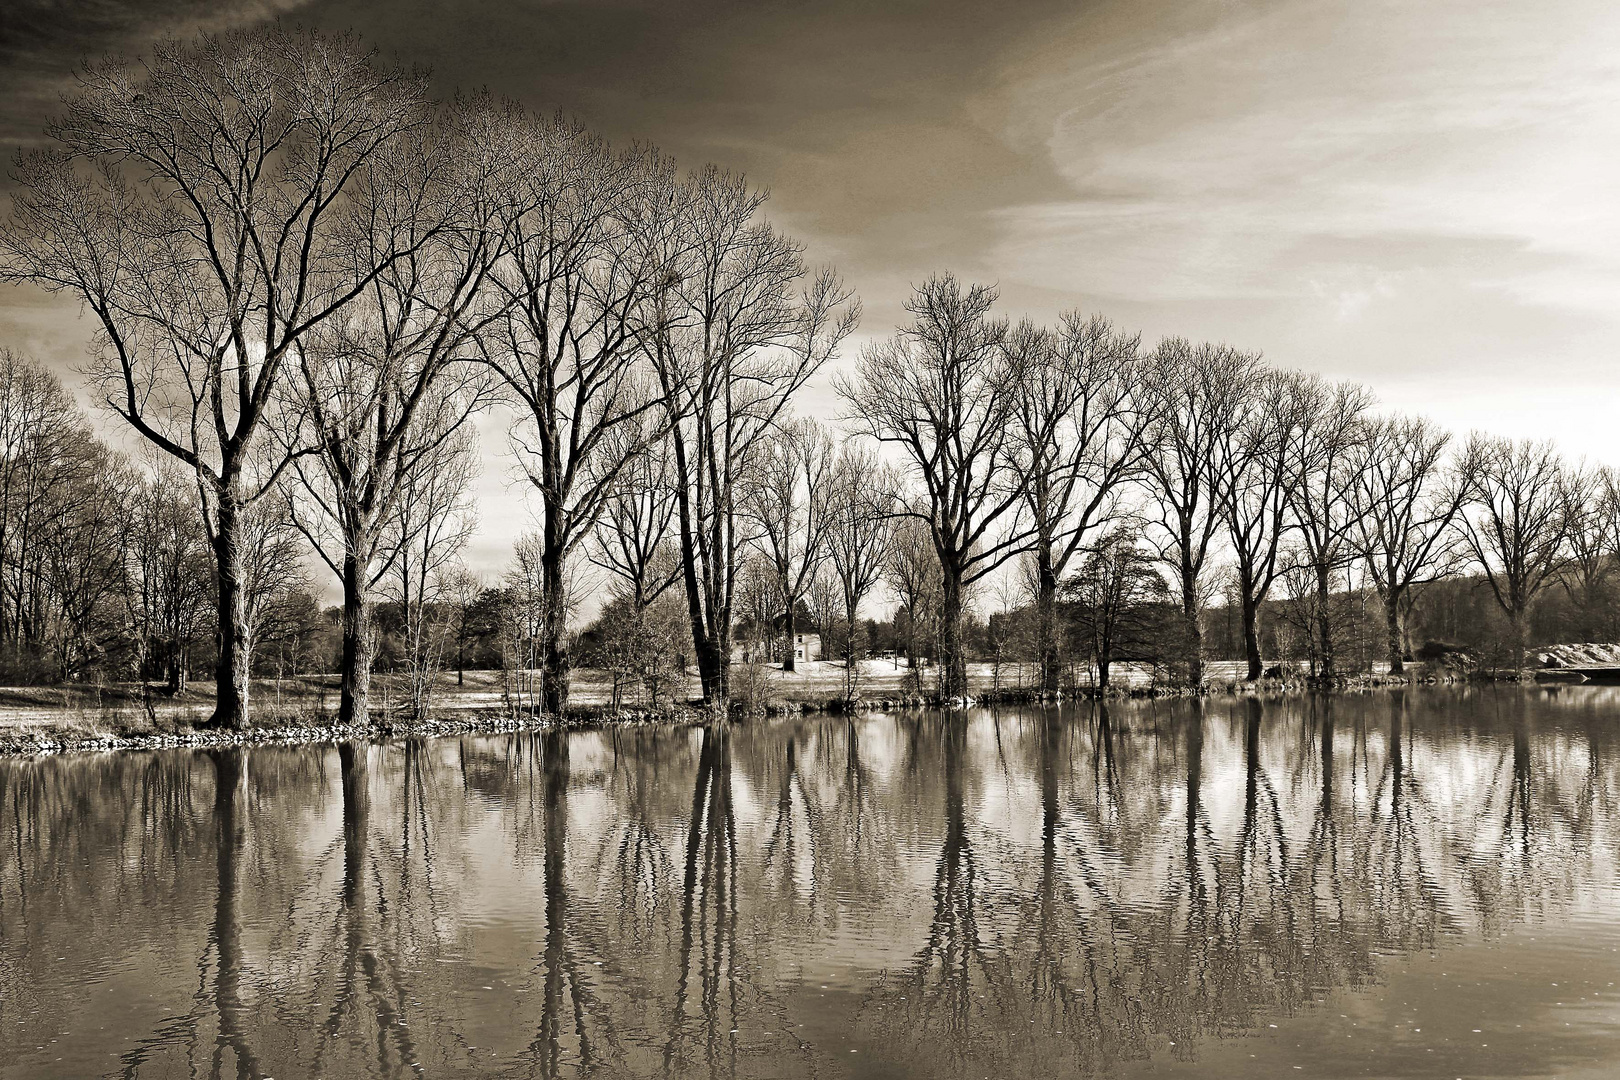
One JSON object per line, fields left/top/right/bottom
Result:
{"left": 2, "top": 686, "right": 1620, "bottom": 1079}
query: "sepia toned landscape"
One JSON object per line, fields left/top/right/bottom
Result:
{"left": 2, "top": 2, "right": 1620, "bottom": 1078}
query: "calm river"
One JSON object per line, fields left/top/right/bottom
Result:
{"left": 3, "top": 687, "right": 1619, "bottom": 1078}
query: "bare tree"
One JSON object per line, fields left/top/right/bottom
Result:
{"left": 1601, "top": 469, "right": 1620, "bottom": 575}
{"left": 1454, "top": 435, "right": 1571, "bottom": 669}
{"left": 1137, "top": 339, "right": 1255, "bottom": 684}
{"left": 501, "top": 530, "right": 570, "bottom": 714}
{"left": 1218, "top": 366, "right": 1300, "bottom": 680}
{"left": 38, "top": 438, "right": 132, "bottom": 678}
{"left": 439, "top": 565, "right": 483, "bottom": 688}
{"left": 839, "top": 274, "right": 1027, "bottom": 700}
{"left": 0, "top": 350, "right": 96, "bottom": 657}
{"left": 1345, "top": 414, "right": 1468, "bottom": 674}
{"left": 733, "top": 551, "right": 779, "bottom": 664}
{"left": 1065, "top": 528, "right": 1170, "bottom": 689}
{"left": 383, "top": 426, "right": 479, "bottom": 718}
{"left": 124, "top": 458, "right": 213, "bottom": 692}
{"left": 1559, "top": 464, "right": 1615, "bottom": 640}
{"left": 283, "top": 99, "right": 506, "bottom": 726}
{"left": 484, "top": 115, "right": 677, "bottom": 714}
{"left": 825, "top": 446, "right": 897, "bottom": 700}
{"left": 805, "top": 565, "right": 842, "bottom": 662}
{"left": 0, "top": 28, "right": 433, "bottom": 727}
{"left": 1009, "top": 312, "right": 1146, "bottom": 696}
{"left": 648, "top": 167, "right": 857, "bottom": 707}
{"left": 1284, "top": 377, "right": 1376, "bottom": 678}
{"left": 588, "top": 444, "right": 682, "bottom": 613}
{"left": 885, "top": 512, "right": 941, "bottom": 681}
{"left": 241, "top": 494, "right": 312, "bottom": 679}
{"left": 747, "top": 417, "right": 836, "bottom": 673}
{"left": 1273, "top": 550, "right": 1325, "bottom": 674}
{"left": 587, "top": 444, "right": 686, "bottom": 701}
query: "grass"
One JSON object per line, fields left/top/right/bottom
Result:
{"left": 0, "top": 658, "right": 1429, "bottom": 754}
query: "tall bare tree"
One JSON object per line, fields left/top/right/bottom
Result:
{"left": 484, "top": 116, "right": 679, "bottom": 713}
{"left": 124, "top": 458, "right": 213, "bottom": 692}
{"left": 240, "top": 493, "right": 311, "bottom": 678}
{"left": 840, "top": 274, "right": 1027, "bottom": 699}
{"left": 886, "top": 512, "right": 941, "bottom": 680}
{"left": 1284, "top": 377, "right": 1376, "bottom": 678}
{"left": 38, "top": 438, "right": 132, "bottom": 678}
{"left": 826, "top": 446, "right": 897, "bottom": 699}
{"left": 1345, "top": 414, "right": 1468, "bottom": 674}
{"left": 284, "top": 99, "right": 506, "bottom": 725}
{"left": 1009, "top": 313, "right": 1146, "bottom": 696}
{"left": 1137, "top": 339, "right": 1254, "bottom": 685}
{"left": 1218, "top": 366, "right": 1300, "bottom": 679}
{"left": 384, "top": 426, "right": 479, "bottom": 718}
{"left": 747, "top": 417, "right": 836, "bottom": 672}
{"left": 649, "top": 168, "right": 857, "bottom": 706}
{"left": 0, "top": 27, "right": 433, "bottom": 727}
{"left": 1454, "top": 435, "right": 1571, "bottom": 668}
{"left": 0, "top": 349, "right": 89, "bottom": 654}
{"left": 1558, "top": 464, "right": 1615, "bottom": 640}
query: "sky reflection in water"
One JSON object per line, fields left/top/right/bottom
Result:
{"left": 3, "top": 685, "right": 1620, "bottom": 1079}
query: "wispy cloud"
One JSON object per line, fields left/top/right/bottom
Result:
{"left": 986, "top": 0, "right": 1620, "bottom": 317}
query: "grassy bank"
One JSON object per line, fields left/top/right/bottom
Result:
{"left": 0, "top": 659, "right": 1454, "bottom": 756}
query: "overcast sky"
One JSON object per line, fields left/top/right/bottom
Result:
{"left": 4, "top": 0, "right": 1620, "bottom": 576}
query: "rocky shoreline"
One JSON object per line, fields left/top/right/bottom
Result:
{"left": 0, "top": 669, "right": 1486, "bottom": 758}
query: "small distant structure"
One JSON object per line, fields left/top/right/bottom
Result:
{"left": 790, "top": 632, "right": 821, "bottom": 663}
{"left": 732, "top": 631, "right": 822, "bottom": 665}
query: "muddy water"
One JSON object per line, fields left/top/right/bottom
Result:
{"left": 2, "top": 686, "right": 1619, "bottom": 1078}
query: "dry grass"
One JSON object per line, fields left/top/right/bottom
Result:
{"left": 0, "top": 660, "right": 1272, "bottom": 749}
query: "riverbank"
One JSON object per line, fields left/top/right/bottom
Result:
{"left": 0, "top": 659, "right": 1476, "bottom": 756}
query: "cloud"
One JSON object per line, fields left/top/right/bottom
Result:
{"left": 983, "top": 0, "right": 1620, "bottom": 319}
{"left": 0, "top": 0, "right": 316, "bottom": 147}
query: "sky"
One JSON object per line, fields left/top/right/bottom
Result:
{"left": 4, "top": 0, "right": 1620, "bottom": 582}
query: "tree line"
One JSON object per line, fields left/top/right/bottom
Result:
{"left": 0, "top": 26, "right": 1607, "bottom": 725}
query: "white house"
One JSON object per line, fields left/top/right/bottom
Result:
{"left": 790, "top": 632, "right": 822, "bottom": 663}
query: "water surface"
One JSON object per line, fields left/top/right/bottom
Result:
{"left": 3, "top": 687, "right": 1619, "bottom": 1078}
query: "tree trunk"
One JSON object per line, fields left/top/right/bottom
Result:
{"left": 1036, "top": 545, "right": 1060, "bottom": 697}
{"left": 1315, "top": 562, "right": 1336, "bottom": 679}
{"left": 671, "top": 457, "right": 726, "bottom": 707}
{"left": 541, "top": 543, "right": 571, "bottom": 715}
{"left": 694, "top": 633, "right": 726, "bottom": 706}
{"left": 1179, "top": 568, "right": 1204, "bottom": 687}
{"left": 1384, "top": 588, "right": 1406, "bottom": 676}
{"left": 339, "top": 552, "right": 372, "bottom": 728}
{"left": 940, "top": 567, "right": 967, "bottom": 700}
{"left": 167, "top": 644, "right": 187, "bottom": 696}
{"left": 210, "top": 495, "right": 251, "bottom": 730}
{"left": 782, "top": 600, "right": 797, "bottom": 674}
{"left": 1510, "top": 608, "right": 1529, "bottom": 672}
{"left": 1241, "top": 593, "right": 1263, "bottom": 680}
{"left": 843, "top": 597, "right": 861, "bottom": 701}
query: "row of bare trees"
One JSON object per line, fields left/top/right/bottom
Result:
{"left": 0, "top": 27, "right": 852, "bottom": 725}
{"left": 0, "top": 25, "right": 1604, "bottom": 726}
{"left": 843, "top": 274, "right": 1604, "bottom": 693}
